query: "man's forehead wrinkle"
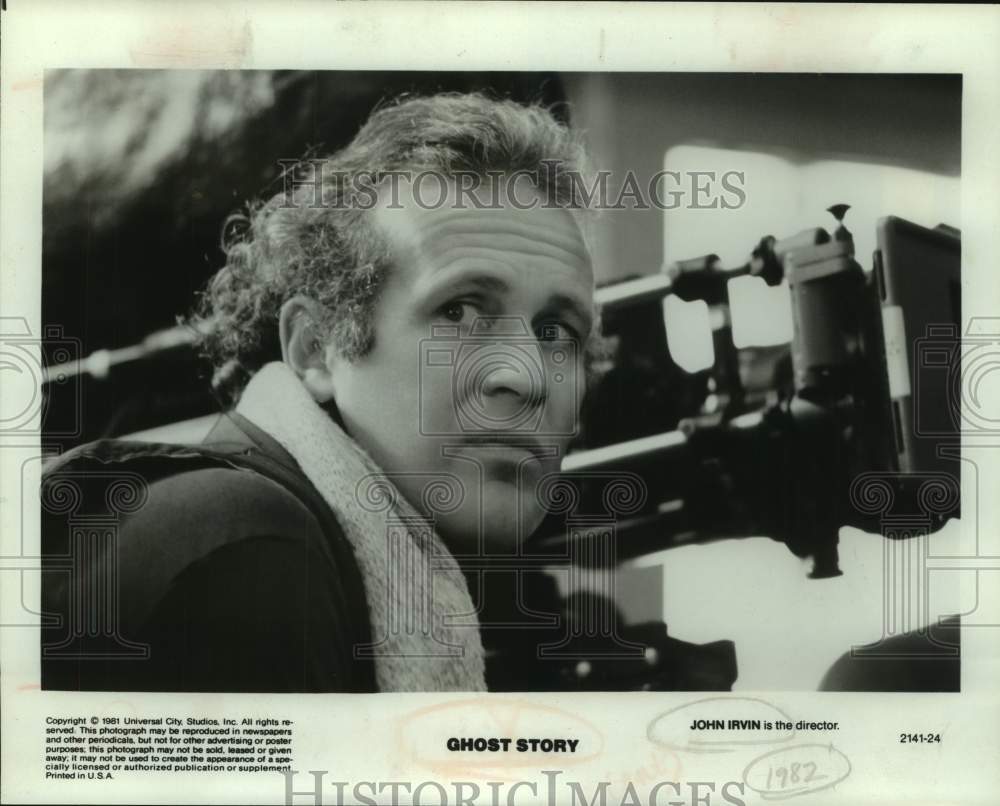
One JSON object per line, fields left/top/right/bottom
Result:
{"left": 413, "top": 206, "right": 591, "bottom": 264}
{"left": 423, "top": 238, "right": 592, "bottom": 279}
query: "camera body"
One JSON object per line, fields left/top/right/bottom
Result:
{"left": 564, "top": 211, "right": 963, "bottom": 577}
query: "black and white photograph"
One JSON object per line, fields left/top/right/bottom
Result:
{"left": 35, "top": 68, "right": 966, "bottom": 694}
{"left": 2, "top": 3, "right": 999, "bottom": 806}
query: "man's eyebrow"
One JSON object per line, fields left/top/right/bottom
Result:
{"left": 418, "top": 272, "right": 510, "bottom": 299}
{"left": 419, "top": 271, "right": 593, "bottom": 329}
{"left": 462, "top": 275, "right": 510, "bottom": 295}
{"left": 538, "top": 293, "right": 594, "bottom": 330}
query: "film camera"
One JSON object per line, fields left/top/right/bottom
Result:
{"left": 553, "top": 206, "right": 962, "bottom": 576}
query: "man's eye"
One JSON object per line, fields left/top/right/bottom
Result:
{"left": 440, "top": 301, "right": 476, "bottom": 323}
{"left": 536, "top": 322, "right": 579, "bottom": 342}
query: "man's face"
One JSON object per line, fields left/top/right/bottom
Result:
{"left": 326, "top": 181, "right": 594, "bottom": 554}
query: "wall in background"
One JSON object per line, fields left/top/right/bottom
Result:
{"left": 562, "top": 73, "right": 961, "bottom": 284}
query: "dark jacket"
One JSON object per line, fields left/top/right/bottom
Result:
{"left": 41, "top": 412, "right": 739, "bottom": 694}
{"left": 40, "top": 412, "right": 378, "bottom": 693}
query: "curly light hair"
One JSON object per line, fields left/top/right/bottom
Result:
{"left": 192, "top": 92, "right": 597, "bottom": 404}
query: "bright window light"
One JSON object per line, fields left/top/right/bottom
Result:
{"left": 662, "top": 145, "right": 959, "bottom": 268}
{"left": 661, "top": 145, "right": 959, "bottom": 353}
{"left": 662, "top": 295, "right": 714, "bottom": 372}
{"left": 727, "top": 275, "right": 793, "bottom": 348}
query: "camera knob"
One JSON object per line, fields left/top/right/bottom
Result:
{"left": 827, "top": 204, "right": 852, "bottom": 243}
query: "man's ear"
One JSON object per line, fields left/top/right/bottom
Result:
{"left": 278, "top": 296, "right": 338, "bottom": 403}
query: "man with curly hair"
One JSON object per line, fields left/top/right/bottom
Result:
{"left": 41, "top": 93, "right": 600, "bottom": 693}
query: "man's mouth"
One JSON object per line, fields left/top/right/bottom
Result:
{"left": 459, "top": 434, "right": 550, "bottom": 462}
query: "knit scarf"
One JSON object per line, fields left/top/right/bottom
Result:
{"left": 236, "top": 361, "right": 486, "bottom": 691}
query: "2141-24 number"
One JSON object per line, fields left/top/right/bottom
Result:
{"left": 900, "top": 733, "right": 941, "bottom": 743}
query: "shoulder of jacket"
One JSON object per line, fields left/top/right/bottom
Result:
{"left": 147, "top": 463, "right": 327, "bottom": 541}
{"left": 44, "top": 441, "right": 334, "bottom": 562}
{"left": 41, "top": 439, "right": 377, "bottom": 691}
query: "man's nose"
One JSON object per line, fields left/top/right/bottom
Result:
{"left": 476, "top": 348, "right": 546, "bottom": 407}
